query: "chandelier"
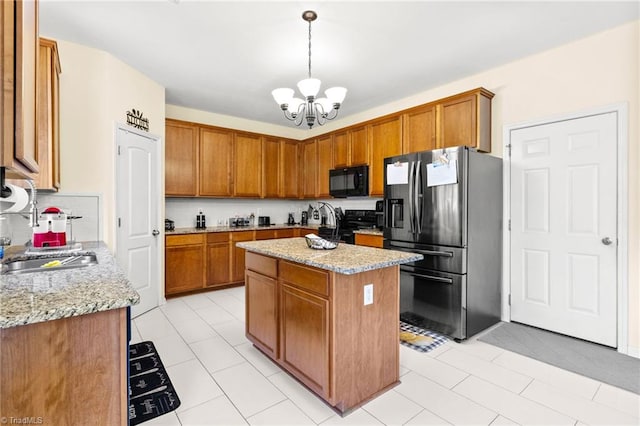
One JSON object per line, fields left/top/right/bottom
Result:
{"left": 272, "top": 10, "right": 347, "bottom": 129}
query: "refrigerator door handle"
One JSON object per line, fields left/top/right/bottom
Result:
{"left": 400, "top": 267, "right": 454, "bottom": 284}
{"left": 408, "top": 161, "right": 416, "bottom": 234}
{"left": 415, "top": 160, "right": 422, "bottom": 235}
{"left": 387, "top": 243, "right": 454, "bottom": 257}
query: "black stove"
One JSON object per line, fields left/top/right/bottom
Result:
{"left": 318, "top": 209, "right": 378, "bottom": 244}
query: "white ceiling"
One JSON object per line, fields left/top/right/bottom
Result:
{"left": 39, "top": 1, "right": 638, "bottom": 128}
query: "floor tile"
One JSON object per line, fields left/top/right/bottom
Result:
{"left": 453, "top": 375, "right": 575, "bottom": 425}
{"left": 592, "top": 383, "right": 640, "bottom": 418}
{"left": 362, "top": 389, "right": 422, "bottom": 425}
{"left": 178, "top": 395, "right": 248, "bottom": 425}
{"left": 400, "top": 345, "right": 468, "bottom": 389}
{"left": 320, "top": 409, "right": 384, "bottom": 425}
{"left": 153, "top": 332, "right": 196, "bottom": 367}
{"left": 170, "top": 316, "right": 219, "bottom": 344}
{"left": 142, "top": 411, "right": 182, "bottom": 425}
{"left": 166, "top": 359, "right": 224, "bottom": 413}
{"left": 160, "top": 298, "right": 201, "bottom": 323}
{"left": 129, "top": 321, "right": 142, "bottom": 344}
{"left": 403, "top": 409, "right": 451, "bottom": 425}
{"left": 449, "top": 338, "right": 505, "bottom": 362}
{"left": 247, "top": 399, "right": 315, "bottom": 425}
{"left": 394, "top": 371, "right": 497, "bottom": 425}
{"left": 268, "top": 371, "right": 335, "bottom": 424}
{"left": 182, "top": 293, "right": 217, "bottom": 310}
{"left": 235, "top": 342, "right": 282, "bottom": 377}
{"left": 226, "top": 286, "right": 246, "bottom": 300}
{"left": 189, "top": 336, "right": 245, "bottom": 373}
{"left": 196, "top": 304, "right": 237, "bottom": 326}
{"left": 521, "top": 379, "right": 639, "bottom": 425}
{"left": 437, "top": 347, "right": 533, "bottom": 393}
{"left": 212, "top": 319, "right": 248, "bottom": 346}
{"left": 492, "top": 349, "right": 601, "bottom": 400}
{"left": 489, "top": 415, "right": 519, "bottom": 425}
{"left": 135, "top": 308, "right": 179, "bottom": 341}
{"left": 212, "top": 362, "right": 286, "bottom": 417}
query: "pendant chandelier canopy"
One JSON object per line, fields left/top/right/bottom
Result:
{"left": 272, "top": 10, "right": 347, "bottom": 129}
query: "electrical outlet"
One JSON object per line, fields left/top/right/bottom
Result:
{"left": 364, "top": 284, "right": 374, "bottom": 305}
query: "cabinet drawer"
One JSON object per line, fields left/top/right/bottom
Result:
{"left": 280, "top": 261, "right": 329, "bottom": 297}
{"left": 207, "top": 232, "right": 229, "bottom": 243}
{"left": 166, "top": 233, "right": 204, "bottom": 246}
{"left": 255, "top": 229, "right": 277, "bottom": 240}
{"left": 246, "top": 252, "right": 277, "bottom": 278}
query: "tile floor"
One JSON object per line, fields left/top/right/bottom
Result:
{"left": 131, "top": 287, "right": 640, "bottom": 425}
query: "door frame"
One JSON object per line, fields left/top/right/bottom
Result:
{"left": 114, "top": 122, "right": 164, "bottom": 316}
{"left": 502, "top": 103, "right": 629, "bottom": 355}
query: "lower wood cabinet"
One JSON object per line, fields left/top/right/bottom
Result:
{"left": 245, "top": 267, "right": 278, "bottom": 358}
{"left": 206, "top": 233, "right": 231, "bottom": 287}
{"left": 165, "top": 234, "right": 206, "bottom": 295}
{"left": 354, "top": 233, "right": 383, "bottom": 248}
{"left": 231, "top": 231, "right": 255, "bottom": 282}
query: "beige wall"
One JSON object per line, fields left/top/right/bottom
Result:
{"left": 167, "top": 20, "right": 639, "bottom": 353}
{"left": 56, "top": 39, "right": 165, "bottom": 249}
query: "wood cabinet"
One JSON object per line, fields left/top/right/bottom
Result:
{"left": 333, "top": 125, "right": 368, "bottom": 168}
{"left": 316, "top": 135, "right": 333, "bottom": 198}
{"left": 245, "top": 253, "right": 278, "bottom": 358}
{"left": 369, "top": 115, "right": 403, "bottom": 197}
{"left": 200, "top": 127, "right": 233, "bottom": 196}
{"left": 231, "top": 230, "right": 254, "bottom": 282}
{"left": 354, "top": 233, "right": 384, "bottom": 248}
{"left": 300, "top": 140, "right": 317, "bottom": 198}
{"left": 1, "top": 0, "right": 39, "bottom": 178}
{"left": 165, "top": 120, "right": 199, "bottom": 196}
{"left": 262, "top": 136, "right": 280, "bottom": 198}
{"left": 403, "top": 104, "right": 437, "bottom": 154}
{"left": 439, "top": 88, "right": 493, "bottom": 152}
{"left": 1, "top": 308, "right": 129, "bottom": 424}
{"left": 206, "top": 233, "right": 231, "bottom": 288}
{"left": 234, "top": 132, "right": 262, "bottom": 197}
{"left": 34, "top": 37, "right": 61, "bottom": 191}
{"left": 280, "top": 140, "right": 299, "bottom": 198}
{"left": 165, "top": 234, "right": 206, "bottom": 295}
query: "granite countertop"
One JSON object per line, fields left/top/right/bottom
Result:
{"left": 353, "top": 228, "right": 384, "bottom": 236}
{"left": 0, "top": 242, "right": 140, "bottom": 329}
{"left": 237, "top": 237, "right": 422, "bottom": 275}
{"left": 167, "top": 224, "right": 321, "bottom": 235}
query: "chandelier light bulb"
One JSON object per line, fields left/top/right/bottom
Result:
{"left": 272, "top": 88, "right": 294, "bottom": 107}
{"left": 325, "top": 87, "right": 347, "bottom": 105}
{"left": 297, "top": 78, "right": 321, "bottom": 98}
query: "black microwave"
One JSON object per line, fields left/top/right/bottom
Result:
{"left": 329, "top": 165, "right": 369, "bottom": 198}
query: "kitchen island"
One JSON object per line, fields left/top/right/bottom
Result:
{"left": 237, "top": 237, "right": 422, "bottom": 414}
{"left": 0, "top": 242, "right": 139, "bottom": 425}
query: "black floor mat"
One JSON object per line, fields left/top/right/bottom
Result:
{"left": 129, "top": 341, "right": 181, "bottom": 425}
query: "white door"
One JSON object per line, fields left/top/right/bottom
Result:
{"left": 116, "top": 126, "right": 161, "bottom": 318}
{"left": 509, "top": 112, "right": 617, "bottom": 347}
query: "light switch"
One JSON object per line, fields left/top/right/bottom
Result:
{"left": 364, "top": 284, "right": 374, "bottom": 305}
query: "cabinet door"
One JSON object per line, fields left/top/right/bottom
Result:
{"left": 246, "top": 270, "right": 278, "bottom": 358}
{"left": 403, "top": 105, "right": 436, "bottom": 154}
{"left": 234, "top": 132, "right": 262, "bottom": 197}
{"left": 165, "top": 120, "right": 198, "bottom": 196}
{"left": 255, "top": 229, "right": 277, "bottom": 240}
{"left": 354, "top": 233, "right": 383, "bottom": 248}
{"left": 200, "top": 127, "right": 233, "bottom": 196}
{"left": 206, "top": 242, "right": 231, "bottom": 287}
{"left": 439, "top": 94, "right": 476, "bottom": 150}
{"left": 262, "top": 137, "right": 280, "bottom": 198}
{"left": 165, "top": 244, "right": 205, "bottom": 295}
{"left": 280, "top": 284, "right": 330, "bottom": 398}
{"left": 316, "top": 135, "right": 333, "bottom": 198}
{"left": 333, "top": 131, "right": 349, "bottom": 168}
{"left": 369, "top": 116, "right": 402, "bottom": 197}
{"left": 280, "top": 140, "right": 299, "bottom": 198}
{"left": 276, "top": 229, "right": 295, "bottom": 238}
{"left": 231, "top": 231, "right": 255, "bottom": 282}
{"left": 300, "top": 140, "right": 317, "bottom": 198}
{"left": 349, "top": 125, "right": 369, "bottom": 166}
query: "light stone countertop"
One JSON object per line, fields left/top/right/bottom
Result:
{"left": 0, "top": 242, "right": 139, "bottom": 329}
{"left": 237, "top": 237, "right": 422, "bottom": 275}
{"left": 353, "top": 228, "right": 383, "bottom": 236}
{"left": 166, "top": 224, "right": 320, "bottom": 235}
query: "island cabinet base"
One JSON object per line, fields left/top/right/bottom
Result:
{"left": 0, "top": 308, "right": 129, "bottom": 425}
{"left": 245, "top": 251, "right": 400, "bottom": 414}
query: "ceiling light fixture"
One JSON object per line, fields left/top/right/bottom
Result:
{"left": 272, "top": 10, "right": 347, "bottom": 129}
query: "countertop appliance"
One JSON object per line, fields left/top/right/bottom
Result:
{"left": 383, "top": 146, "right": 502, "bottom": 340}
{"left": 258, "top": 216, "right": 271, "bottom": 226}
{"left": 329, "top": 165, "right": 368, "bottom": 198}
{"left": 165, "top": 219, "right": 175, "bottom": 231}
{"left": 33, "top": 206, "right": 67, "bottom": 248}
{"left": 318, "top": 209, "right": 377, "bottom": 244}
{"left": 300, "top": 211, "right": 308, "bottom": 226}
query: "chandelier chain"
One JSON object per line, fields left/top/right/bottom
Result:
{"left": 307, "top": 18, "right": 312, "bottom": 79}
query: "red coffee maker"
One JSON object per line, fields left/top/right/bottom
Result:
{"left": 33, "top": 207, "right": 67, "bottom": 247}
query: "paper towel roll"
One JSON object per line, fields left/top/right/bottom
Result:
{"left": 0, "top": 183, "right": 29, "bottom": 213}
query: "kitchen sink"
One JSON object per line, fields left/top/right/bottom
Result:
{"left": 2, "top": 253, "right": 98, "bottom": 275}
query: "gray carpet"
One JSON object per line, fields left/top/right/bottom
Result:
{"left": 479, "top": 322, "right": 640, "bottom": 394}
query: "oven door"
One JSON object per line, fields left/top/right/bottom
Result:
{"left": 399, "top": 265, "right": 466, "bottom": 340}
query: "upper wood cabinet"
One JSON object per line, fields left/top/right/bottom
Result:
{"left": 200, "top": 126, "right": 233, "bottom": 197}
{"left": 34, "top": 37, "right": 61, "bottom": 191}
{"left": 234, "top": 132, "right": 262, "bottom": 197}
{"left": 333, "top": 125, "right": 368, "bottom": 168}
{"left": 262, "top": 136, "right": 280, "bottom": 198}
{"left": 280, "top": 140, "right": 299, "bottom": 199}
{"left": 300, "top": 140, "right": 317, "bottom": 198}
{"left": 316, "top": 135, "right": 333, "bottom": 198}
{"left": 438, "top": 88, "right": 493, "bottom": 152}
{"left": 165, "top": 119, "right": 199, "bottom": 196}
{"left": 402, "top": 104, "right": 437, "bottom": 154}
{"left": 369, "top": 115, "right": 402, "bottom": 197}
{"left": 1, "top": 0, "right": 39, "bottom": 178}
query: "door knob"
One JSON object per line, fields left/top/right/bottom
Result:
{"left": 601, "top": 237, "right": 613, "bottom": 245}
{"left": 152, "top": 229, "right": 160, "bottom": 236}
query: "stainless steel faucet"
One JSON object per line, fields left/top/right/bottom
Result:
{"left": 25, "top": 179, "right": 39, "bottom": 228}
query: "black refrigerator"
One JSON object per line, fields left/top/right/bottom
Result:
{"left": 383, "top": 146, "right": 502, "bottom": 340}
